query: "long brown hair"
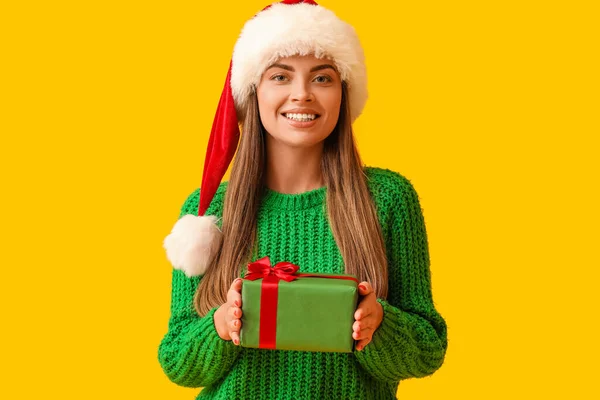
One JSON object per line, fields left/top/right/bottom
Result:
{"left": 194, "top": 81, "right": 388, "bottom": 316}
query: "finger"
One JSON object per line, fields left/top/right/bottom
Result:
{"left": 230, "top": 330, "right": 240, "bottom": 346}
{"left": 352, "top": 327, "right": 373, "bottom": 341}
{"left": 358, "top": 281, "right": 374, "bottom": 296}
{"left": 229, "top": 318, "right": 242, "bottom": 332}
{"left": 352, "top": 319, "right": 372, "bottom": 333}
{"left": 354, "top": 303, "right": 373, "bottom": 321}
{"left": 227, "top": 279, "right": 243, "bottom": 307}
{"left": 229, "top": 278, "right": 243, "bottom": 292}
{"left": 355, "top": 337, "right": 372, "bottom": 351}
{"left": 228, "top": 306, "right": 243, "bottom": 320}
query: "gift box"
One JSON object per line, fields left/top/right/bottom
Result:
{"left": 239, "top": 256, "right": 359, "bottom": 353}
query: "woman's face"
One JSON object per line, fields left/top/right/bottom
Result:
{"left": 256, "top": 54, "right": 343, "bottom": 150}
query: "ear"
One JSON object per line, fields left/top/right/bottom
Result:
{"left": 163, "top": 214, "right": 223, "bottom": 277}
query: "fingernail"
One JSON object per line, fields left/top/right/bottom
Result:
{"left": 234, "top": 338, "right": 239, "bottom": 345}
{"left": 234, "top": 300, "right": 240, "bottom": 307}
{"left": 359, "top": 284, "right": 366, "bottom": 291}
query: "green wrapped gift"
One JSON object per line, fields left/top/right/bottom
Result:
{"left": 239, "top": 256, "right": 359, "bottom": 353}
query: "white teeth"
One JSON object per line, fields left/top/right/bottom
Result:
{"left": 284, "top": 113, "right": 317, "bottom": 122}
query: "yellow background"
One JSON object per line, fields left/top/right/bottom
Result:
{"left": 1, "top": 0, "right": 598, "bottom": 398}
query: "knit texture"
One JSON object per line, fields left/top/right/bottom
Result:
{"left": 158, "top": 166, "right": 448, "bottom": 399}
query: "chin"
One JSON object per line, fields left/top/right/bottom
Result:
{"left": 270, "top": 136, "right": 322, "bottom": 150}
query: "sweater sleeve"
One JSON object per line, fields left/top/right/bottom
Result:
{"left": 354, "top": 176, "right": 448, "bottom": 382}
{"left": 158, "top": 189, "right": 243, "bottom": 387}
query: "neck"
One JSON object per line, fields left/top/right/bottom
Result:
{"left": 265, "top": 139, "right": 325, "bottom": 194}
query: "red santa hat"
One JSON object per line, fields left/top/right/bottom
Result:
{"left": 164, "top": 0, "right": 368, "bottom": 277}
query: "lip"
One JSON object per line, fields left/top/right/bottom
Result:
{"left": 281, "top": 108, "right": 321, "bottom": 115}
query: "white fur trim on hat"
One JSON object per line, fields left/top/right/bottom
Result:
{"left": 163, "top": 214, "right": 223, "bottom": 277}
{"left": 231, "top": 2, "right": 367, "bottom": 122}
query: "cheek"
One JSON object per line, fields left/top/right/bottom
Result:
{"left": 324, "top": 91, "right": 343, "bottom": 120}
{"left": 257, "top": 92, "right": 284, "bottom": 135}
{"left": 322, "top": 83, "right": 342, "bottom": 109}
{"left": 257, "top": 88, "right": 284, "bottom": 116}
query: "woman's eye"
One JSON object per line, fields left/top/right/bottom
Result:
{"left": 314, "top": 75, "right": 332, "bottom": 83}
{"left": 272, "top": 75, "right": 287, "bottom": 82}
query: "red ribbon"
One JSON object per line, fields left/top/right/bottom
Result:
{"left": 243, "top": 256, "right": 359, "bottom": 349}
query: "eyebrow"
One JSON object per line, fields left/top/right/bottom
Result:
{"left": 266, "top": 63, "right": 337, "bottom": 73}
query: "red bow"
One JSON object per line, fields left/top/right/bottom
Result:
{"left": 245, "top": 256, "right": 300, "bottom": 283}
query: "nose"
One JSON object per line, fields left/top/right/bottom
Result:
{"left": 291, "top": 79, "right": 314, "bottom": 103}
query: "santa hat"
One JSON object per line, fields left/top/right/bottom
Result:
{"left": 163, "top": 0, "right": 367, "bottom": 277}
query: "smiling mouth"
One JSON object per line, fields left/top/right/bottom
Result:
{"left": 281, "top": 113, "right": 321, "bottom": 122}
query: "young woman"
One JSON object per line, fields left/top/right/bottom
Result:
{"left": 159, "top": 1, "right": 448, "bottom": 398}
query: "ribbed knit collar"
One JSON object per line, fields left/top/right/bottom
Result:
{"left": 261, "top": 185, "right": 327, "bottom": 211}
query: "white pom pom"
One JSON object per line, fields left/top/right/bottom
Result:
{"left": 163, "top": 214, "right": 223, "bottom": 277}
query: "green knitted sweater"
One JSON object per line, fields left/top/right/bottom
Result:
{"left": 158, "top": 166, "right": 448, "bottom": 399}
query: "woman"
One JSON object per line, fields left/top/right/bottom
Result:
{"left": 159, "top": 1, "right": 448, "bottom": 398}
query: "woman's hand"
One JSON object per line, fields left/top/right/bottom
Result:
{"left": 214, "top": 278, "right": 244, "bottom": 345}
{"left": 353, "top": 281, "right": 383, "bottom": 351}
